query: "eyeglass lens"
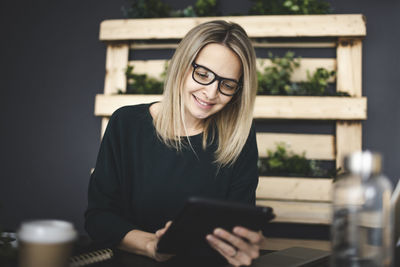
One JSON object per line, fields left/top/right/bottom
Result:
{"left": 192, "top": 64, "right": 239, "bottom": 96}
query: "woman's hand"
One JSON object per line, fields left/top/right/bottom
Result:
{"left": 206, "top": 226, "right": 264, "bottom": 266}
{"left": 119, "top": 221, "right": 174, "bottom": 262}
{"left": 147, "top": 221, "right": 174, "bottom": 262}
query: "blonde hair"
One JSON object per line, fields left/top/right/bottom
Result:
{"left": 153, "top": 20, "right": 257, "bottom": 167}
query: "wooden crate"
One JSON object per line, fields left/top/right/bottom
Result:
{"left": 95, "top": 15, "right": 367, "bottom": 249}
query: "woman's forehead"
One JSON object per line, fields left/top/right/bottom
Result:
{"left": 194, "top": 43, "right": 242, "bottom": 79}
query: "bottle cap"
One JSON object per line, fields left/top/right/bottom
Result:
{"left": 345, "top": 150, "right": 382, "bottom": 177}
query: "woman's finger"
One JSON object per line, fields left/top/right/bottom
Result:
{"left": 206, "top": 235, "right": 243, "bottom": 266}
{"left": 234, "top": 250, "right": 252, "bottom": 266}
{"left": 213, "top": 227, "right": 261, "bottom": 260}
{"left": 233, "top": 226, "right": 263, "bottom": 244}
{"left": 231, "top": 227, "right": 262, "bottom": 259}
{"left": 155, "top": 221, "right": 173, "bottom": 238}
{"left": 213, "top": 228, "right": 253, "bottom": 254}
{"left": 155, "top": 229, "right": 165, "bottom": 238}
{"left": 206, "top": 233, "right": 237, "bottom": 256}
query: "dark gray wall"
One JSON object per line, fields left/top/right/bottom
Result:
{"left": 1, "top": 0, "right": 399, "bottom": 234}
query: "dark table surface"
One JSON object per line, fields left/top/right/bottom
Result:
{"left": 2, "top": 235, "right": 398, "bottom": 267}
{"left": 93, "top": 246, "right": 400, "bottom": 267}
{"left": 102, "top": 249, "right": 274, "bottom": 267}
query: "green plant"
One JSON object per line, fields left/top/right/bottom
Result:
{"left": 249, "top": 0, "right": 331, "bottom": 15}
{"left": 283, "top": 0, "right": 331, "bottom": 14}
{"left": 258, "top": 143, "right": 326, "bottom": 177}
{"left": 249, "top": 0, "right": 287, "bottom": 15}
{"left": 298, "top": 68, "right": 336, "bottom": 95}
{"left": 194, "top": 0, "right": 219, "bottom": 17}
{"left": 257, "top": 51, "right": 300, "bottom": 95}
{"left": 170, "top": 5, "right": 196, "bottom": 17}
{"left": 122, "top": 0, "right": 171, "bottom": 18}
{"left": 257, "top": 52, "right": 349, "bottom": 96}
{"left": 123, "top": 0, "right": 331, "bottom": 18}
{"left": 124, "top": 0, "right": 219, "bottom": 18}
{"left": 121, "top": 66, "right": 164, "bottom": 94}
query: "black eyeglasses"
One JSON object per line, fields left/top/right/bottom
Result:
{"left": 191, "top": 62, "right": 242, "bottom": 96}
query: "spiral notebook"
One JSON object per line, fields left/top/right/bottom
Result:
{"left": 69, "top": 248, "right": 113, "bottom": 267}
{"left": 69, "top": 236, "right": 113, "bottom": 267}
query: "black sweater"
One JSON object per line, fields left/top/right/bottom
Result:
{"left": 85, "top": 103, "right": 259, "bottom": 249}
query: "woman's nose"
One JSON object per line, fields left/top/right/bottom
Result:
{"left": 203, "top": 80, "right": 219, "bottom": 99}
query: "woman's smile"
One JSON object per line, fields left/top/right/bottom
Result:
{"left": 192, "top": 94, "right": 215, "bottom": 109}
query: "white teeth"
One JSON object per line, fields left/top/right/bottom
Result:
{"left": 195, "top": 95, "right": 209, "bottom": 106}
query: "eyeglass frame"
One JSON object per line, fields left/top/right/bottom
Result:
{"left": 191, "top": 62, "right": 242, "bottom": 96}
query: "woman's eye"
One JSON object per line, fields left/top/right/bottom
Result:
{"left": 222, "top": 81, "right": 235, "bottom": 90}
{"left": 196, "top": 71, "right": 209, "bottom": 78}
{"left": 224, "top": 83, "right": 234, "bottom": 90}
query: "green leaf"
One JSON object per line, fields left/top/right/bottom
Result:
{"left": 257, "top": 51, "right": 300, "bottom": 95}
{"left": 260, "top": 142, "right": 329, "bottom": 177}
{"left": 123, "top": 65, "right": 165, "bottom": 94}
{"left": 249, "top": 0, "right": 331, "bottom": 15}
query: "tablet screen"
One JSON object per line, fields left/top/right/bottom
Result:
{"left": 156, "top": 197, "right": 275, "bottom": 254}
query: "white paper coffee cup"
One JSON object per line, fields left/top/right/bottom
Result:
{"left": 18, "top": 220, "right": 77, "bottom": 267}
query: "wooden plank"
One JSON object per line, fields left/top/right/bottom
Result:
{"left": 336, "top": 36, "right": 363, "bottom": 169}
{"left": 261, "top": 237, "right": 330, "bottom": 251}
{"left": 129, "top": 58, "right": 336, "bottom": 82}
{"left": 101, "top": 117, "right": 109, "bottom": 139}
{"left": 336, "top": 121, "right": 362, "bottom": 169}
{"left": 253, "top": 41, "right": 336, "bottom": 48}
{"left": 130, "top": 41, "right": 336, "bottom": 50}
{"left": 256, "top": 177, "right": 332, "bottom": 202}
{"left": 336, "top": 38, "right": 362, "bottom": 96}
{"left": 131, "top": 43, "right": 179, "bottom": 49}
{"left": 94, "top": 94, "right": 367, "bottom": 120}
{"left": 254, "top": 96, "right": 367, "bottom": 120}
{"left": 256, "top": 200, "right": 331, "bottom": 224}
{"left": 104, "top": 43, "right": 129, "bottom": 94}
{"left": 100, "top": 15, "right": 366, "bottom": 40}
{"left": 257, "top": 133, "right": 335, "bottom": 160}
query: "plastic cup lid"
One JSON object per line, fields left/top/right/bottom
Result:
{"left": 18, "top": 220, "right": 77, "bottom": 244}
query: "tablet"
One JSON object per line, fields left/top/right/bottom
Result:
{"left": 156, "top": 197, "right": 275, "bottom": 254}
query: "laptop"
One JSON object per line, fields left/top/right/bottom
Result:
{"left": 247, "top": 247, "right": 330, "bottom": 267}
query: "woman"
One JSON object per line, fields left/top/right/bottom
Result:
{"left": 85, "top": 20, "right": 263, "bottom": 266}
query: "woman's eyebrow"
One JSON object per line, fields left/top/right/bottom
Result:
{"left": 196, "top": 62, "right": 238, "bottom": 81}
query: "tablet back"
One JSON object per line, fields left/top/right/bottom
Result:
{"left": 157, "top": 197, "right": 275, "bottom": 254}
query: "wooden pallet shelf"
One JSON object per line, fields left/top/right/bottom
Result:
{"left": 257, "top": 133, "right": 335, "bottom": 160}
{"left": 257, "top": 199, "right": 331, "bottom": 224}
{"left": 95, "top": 94, "right": 367, "bottom": 120}
{"left": 130, "top": 41, "right": 338, "bottom": 49}
{"left": 100, "top": 15, "right": 366, "bottom": 40}
{"left": 257, "top": 176, "right": 332, "bottom": 202}
{"left": 94, "top": 15, "right": 367, "bottom": 241}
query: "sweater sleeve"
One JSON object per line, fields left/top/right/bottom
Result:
{"left": 84, "top": 109, "right": 137, "bottom": 247}
{"left": 226, "top": 124, "right": 259, "bottom": 205}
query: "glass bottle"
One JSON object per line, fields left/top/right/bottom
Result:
{"left": 331, "top": 151, "right": 393, "bottom": 267}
